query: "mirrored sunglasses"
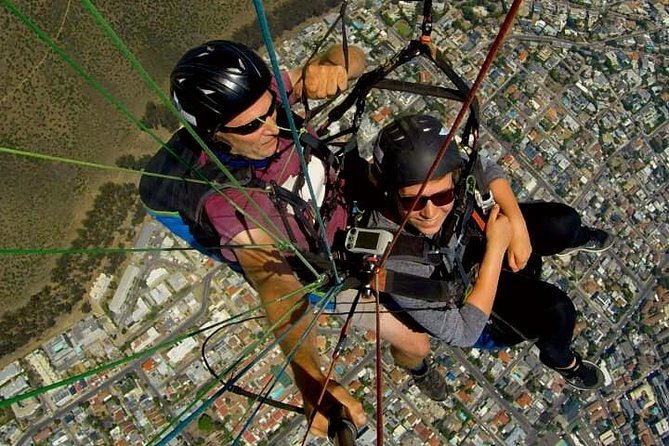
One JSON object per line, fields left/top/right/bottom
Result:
{"left": 398, "top": 188, "right": 455, "bottom": 212}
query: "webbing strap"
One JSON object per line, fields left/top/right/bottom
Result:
{"left": 432, "top": 52, "right": 480, "bottom": 141}
{"left": 269, "top": 181, "right": 322, "bottom": 253}
{"left": 384, "top": 270, "right": 460, "bottom": 306}
{"left": 340, "top": 1, "right": 349, "bottom": 74}
{"left": 319, "top": 40, "right": 480, "bottom": 144}
{"left": 374, "top": 79, "right": 465, "bottom": 102}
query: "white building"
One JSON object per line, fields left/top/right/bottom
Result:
{"left": 146, "top": 267, "right": 169, "bottom": 288}
{"left": 166, "top": 338, "right": 198, "bottom": 366}
{"left": 167, "top": 272, "right": 188, "bottom": 292}
{"left": 109, "top": 265, "right": 141, "bottom": 315}
{"left": 132, "top": 298, "right": 151, "bottom": 323}
{"left": 89, "top": 273, "right": 112, "bottom": 301}
{"left": 0, "top": 362, "right": 22, "bottom": 387}
{"left": 147, "top": 283, "right": 172, "bottom": 307}
{"left": 131, "top": 327, "right": 161, "bottom": 353}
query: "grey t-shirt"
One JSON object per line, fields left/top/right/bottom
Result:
{"left": 367, "top": 157, "right": 506, "bottom": 347}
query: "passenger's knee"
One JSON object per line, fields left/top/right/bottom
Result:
{"left": 396, "top": 331, "right": 430, "bottom": 359}
{"left": 548, "top": 288, "right": 577, "bottom": 329}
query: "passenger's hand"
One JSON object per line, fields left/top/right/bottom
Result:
{"left": 507, "top": 220, "right": 532, "bottom": 272}
{"left": 293, "top": 364, "right": 366, "bottom": 437}
{"left": 485, "top": 205, "right": 513, "bottom": 253}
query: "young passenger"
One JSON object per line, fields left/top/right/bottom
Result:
{"left": 338, "top": 114, "right": 612, "bottom": 391}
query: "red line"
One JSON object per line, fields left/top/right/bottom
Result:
{"left": 379, "top": 0, "right": 524, "bottom": 268}
{"left": 472, "top": 210, "right": 487, "bottom": 231}
{"left": 374, "top": 273, "right": 383, "bottom": 445}
{"left": 299, "top": 1, "right": 524, "bottom": 443}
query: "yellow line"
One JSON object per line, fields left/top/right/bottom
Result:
{"left": 0, "top": 0, "right": 72, "bottom": 105}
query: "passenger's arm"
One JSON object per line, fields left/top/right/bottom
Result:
{"left": 374, "top": 207, "right": 511, "bottom": 346}
{"left": 464, "top": 205, "right": 512, "bottom": 316}
{"left": 489, "top": 177, "right": 532, "bottom": 272}
{"left": 232, "top": 228, "right": 366, "bottom": 436}
{"left": 288, "top": 45, "right": 366, "bottom": 99}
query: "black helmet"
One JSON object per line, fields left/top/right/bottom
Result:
{"left": 373, "top": 114, "right": 463, "bottom": 188}
{"left": 170, "top": 40, "right": 271, "bottom": 136}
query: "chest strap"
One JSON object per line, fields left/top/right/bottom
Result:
{"left": 384, "top": 270, "right": 463, "bottom": 308}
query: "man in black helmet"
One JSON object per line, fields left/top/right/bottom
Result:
{"left": 140, "top": 40, "right": 368, "bottom": 436}
{"left": 337, "top": 114, "right": 612, "bottom": 392}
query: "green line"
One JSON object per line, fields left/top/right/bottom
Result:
{"left": 0, "top": 145, "right": 210, "bottom": 185}
{"left": 230, "top": 283, "right": 342, "bottom": 442}
{"left": 1, "top": 4, "right": 341, "bottom": 442}
{"left": 0, "top": 280, "right": 321, "bottom": 409}
{"left": 0, "top": 144, "right": 295, "bottom": 258}
{"left": 78, "top": 0, "right": 297, "bottom": 254}
{"left": 0, "top": 244, "right": 278, "bottom": 256}
{"left": 145, "top": 279, "right": 325, "bottom": 445}
{"left": 1, "top": 0, "right": 318, "bottom": 278}
{"left": 0, "top": 319, "right": 223, "bottom": 409}
{"left": 0, "top": 0, "right": 280, "bottom": 241}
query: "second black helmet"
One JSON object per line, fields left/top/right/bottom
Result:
{"left": 374, "top": 114, "right": 463, "bottom": 189}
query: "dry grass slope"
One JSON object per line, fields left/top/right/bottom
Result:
{"left": 0, "top": 0, "right": 291, "bottom": 309}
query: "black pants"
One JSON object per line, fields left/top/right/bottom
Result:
{"left": 484, "top": 202, "right": 590, "bottom": 369}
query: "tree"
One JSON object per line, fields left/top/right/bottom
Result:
{"left": 141, "top": 101, "right": 180, "bottom": 132}
{"left": 197, "top": 413, "right": 225, "bottom": 434}
{"left": 463, "top": 7, "right": 475, "bottom": 22}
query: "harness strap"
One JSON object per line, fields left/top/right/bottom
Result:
{"left": 340, "top": 1, "right": 349, "bottom": 74}
{"left": 268, "top": 180, "right": 323, "bottom": 253}
{"left": 268, "top": 180, "right": 302, "bottom": 249}
{"left": 472, "top": 153, "right": 490, "bottom": 196}
{"left": 374, "top": 79, "right": 466, "bottom": 103}
{"left": 320, "top": 40, "right": 480, "bottom": 142}
{"left": 384, "top": 270, "right": 461, "bottom": 307}
{"left": 300, "top": 133, "right": 336, "bottom": 168}
{"left": 431, "top": 51, "right": 480, "bottom": 141}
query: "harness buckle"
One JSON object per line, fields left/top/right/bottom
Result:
{"left": 475, "top": 190, "right": 496, "bottom": 213}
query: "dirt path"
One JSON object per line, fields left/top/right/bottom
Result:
{"left": 0, "top": 0, "right": 73, "bottom": 106}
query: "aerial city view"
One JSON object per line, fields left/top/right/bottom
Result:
{"left": 0, "top": 0, "right": 667, "bottom": 445}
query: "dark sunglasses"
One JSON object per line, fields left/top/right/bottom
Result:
{"left": 218, "top": 92, "right": 277, "bottom": 135}
{"left": 397, "top": 188, "right": 455, "bottom": 212}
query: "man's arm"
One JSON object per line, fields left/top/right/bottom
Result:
{"left": 489, "top": 177, "right": 532, "bottom": 272}
{"left": 288, "top": 45, "right": 366, "bottom": 99}
{"left": 232, "top": 228, "right": 366, "bottom": 436}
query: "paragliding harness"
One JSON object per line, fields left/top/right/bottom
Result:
{"left": 139, "top": 107, "right": 343, "bottom": 273}
{"left": 303, "top": 0, "right": 496, "bottom": 311}
{"left": 140, "top": 0, "right": 495, "bottom": 309}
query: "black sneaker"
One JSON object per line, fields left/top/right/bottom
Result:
{"left": 411, "top": 362, "right": 449, "bottom": 401}
{"left": 555, "top": 354, "right": 605, "bottom": 390}
{"left": 557, "top": 228, "right": 614, "bottom": 256}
